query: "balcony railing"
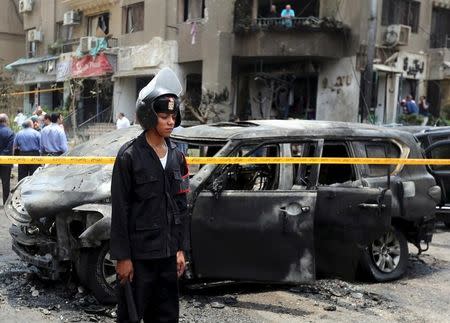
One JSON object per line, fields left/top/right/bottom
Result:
{"left": 51, "top": 37, "right": 119, "bottom": 54}
{"left": 234, "top": 16, "right": 347, "bottom": 33}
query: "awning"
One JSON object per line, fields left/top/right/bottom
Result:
{"left": 5, "top": 56, "right": 59, "bottom": 70}
{"left": 373, "top": 64, "right": 403, "bottom": 74}
{"left": 112, "top": 68, "right": 158, "bottom": 80}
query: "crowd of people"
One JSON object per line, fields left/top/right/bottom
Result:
{"left": 401, "top": 94, "right": 430, "bottom": 125}
{"left": 0, "top": 106, "right": 68, "bottom": 204}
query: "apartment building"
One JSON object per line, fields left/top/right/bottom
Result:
{"left": 4, "top": 0, "right": 450, "bottom": 127}
{"left": 0, "top": 0, "right": 25, "bottom": 73}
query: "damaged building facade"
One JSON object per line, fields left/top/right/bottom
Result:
{"left": 4, "top": 0, "right": 450, "bottom": 126}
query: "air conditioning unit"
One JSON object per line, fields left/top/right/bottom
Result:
{"left": 80, "top": 36, "right": 98, "bottom": 53}
{"left": 63, "top": 10, "right": 81, "bottom": 26}
{"left": 27, "top": 30, "right": 43, "bottom": 42}
{"left": 19, "top": 0, "right": 33, "bottom": 13}
{"left": 384, "top": 24, "right": 411, "bottom": 47}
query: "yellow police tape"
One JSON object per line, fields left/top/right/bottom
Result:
{"left": 1, "top": 156, "right": 450, "bottom": 165}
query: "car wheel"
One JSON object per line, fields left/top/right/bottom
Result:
{"left": 360, "top": 228, "right": 408, "bottom": 282}
{"left": 83, "top": 242, "right": 117, "bottom": 304}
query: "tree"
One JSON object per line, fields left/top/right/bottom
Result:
{"left": 183, "top": 88, "right": 229, "bottom": 124}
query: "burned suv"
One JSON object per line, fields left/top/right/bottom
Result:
{"left": 398, "top": 126, "right": 450, "bottom": 228}
{"left": 5, "top": 120, "right": 440, "bottom": 303}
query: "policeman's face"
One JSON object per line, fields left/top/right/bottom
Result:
{"left": 156, "top": 112, "right": 176, "bottom": 137}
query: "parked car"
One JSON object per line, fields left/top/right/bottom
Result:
{"left": 397, "top": 126, "right": 450, "bottom": 228}
{"left": 5, "top": 120, "right": 440, "bottom": 303}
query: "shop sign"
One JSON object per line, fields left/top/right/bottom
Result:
{"left": 71, "top": 52, "right": 113, "bottom": 78}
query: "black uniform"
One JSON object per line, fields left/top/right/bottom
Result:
{"left": 111, "top": 132, "right": 189, "bottom": 322}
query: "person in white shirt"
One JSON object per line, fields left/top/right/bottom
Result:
{"left": 14, "top": 109, "right": 27, "bottom": 128}
{"left": 116, "top": 112, "right": 131, "bottom": 129}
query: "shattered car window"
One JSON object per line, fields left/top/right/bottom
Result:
{"left": 319, "top": 142, "right": 355, "bottom": 185}
{"left": 213, "top": 143, "right": 280, "bottom": 191}
{"left": 172, "top": 140, "right": 225, "bottom": 175}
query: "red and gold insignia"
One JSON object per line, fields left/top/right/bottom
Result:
{"left": 168, "top": 97, "right": 175, "bottom": 111}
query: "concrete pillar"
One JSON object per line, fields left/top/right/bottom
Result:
{"left": 113, "top": 77, "right": 136, "bottom": 123}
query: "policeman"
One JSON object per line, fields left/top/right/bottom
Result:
{"left": 111, "top": 68, "right": 189, "bottom": 322}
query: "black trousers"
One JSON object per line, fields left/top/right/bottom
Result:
{"left": 0, "top": 165, "right": 12, "bottom": 204}
{"left": 18, "top": 151, "right": 40, "bottom": 181}
{"left": 117, "top": 256, "right": 179, "bottom": 323}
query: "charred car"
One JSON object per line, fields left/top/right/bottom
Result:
{"left": 5, "top": 120, "right": 440, "bottom": 303}
{"left": 398, "top": 126, "right": 450, "bottom": 228}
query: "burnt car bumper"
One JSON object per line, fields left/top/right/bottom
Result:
{"left": 9, "top": 225, "right": 66, "bottom": 279}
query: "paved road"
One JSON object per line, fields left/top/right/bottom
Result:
{"left": 0, "top": 168, "right": 449, "bottom": 322}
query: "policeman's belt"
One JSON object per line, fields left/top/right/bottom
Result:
{"left": 1, "top": 156, "right": 450, "bottom": 165}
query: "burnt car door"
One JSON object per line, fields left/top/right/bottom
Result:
{"left": 314, "top": 140, "right": 392, "bottom": 278}
{"left": 190, "top": 142, "right": 317, "bottom": 283}
{"left": 423, "top": 139, "right": 450, "bottom": 217}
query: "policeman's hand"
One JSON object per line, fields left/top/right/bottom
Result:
{"left": 116, "top": 259, "right": 134, "bottom": 285}
{"left": 176, "top": 251, "right": 186, "bottom": 278}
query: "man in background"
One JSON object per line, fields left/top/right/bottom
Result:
{"left": 40, "top": 113, "right": 68, "bottom": 156}
{"left": 116, "top": 112, "right": 131, "bottom": 129}
{"left": 0, "top": 114, "right": 15, "bottom": 203}
{"left": 13, "top": 120, "right": 41, "bottom": 180}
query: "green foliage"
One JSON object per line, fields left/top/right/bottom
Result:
{"left": 398, "top": 114, "right": 424, "bottom": 125}
{"left": 440, "top": 103, "right": 450, "bottom": 120}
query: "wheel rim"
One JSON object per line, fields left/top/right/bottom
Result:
{"left": 102, "top": 251, "right": 117, "bottom": 287}
{"left": 370, "top": 231, "right": 401, "bottom": 273}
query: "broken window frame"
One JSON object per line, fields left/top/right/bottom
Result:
{"left": 208, "top": 141, "right": 282, "bottom": 192}
{"left": 124, "top": 2, "right": 144, "bottom": 34}
{"left": 318, "top": 141, "right": 358, "bottom": 186}
{"left": 381, "top": 0, "right": 421, "bottom": 33}
{"left": 351, "top": 140, "right": 404, "bottom": 178}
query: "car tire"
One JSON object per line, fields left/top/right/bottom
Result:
{"left": 83, "top": 242, "right": 117, "bottom": 304}
{"left": 359, "top": 228, "right": 408, "bottom": 282}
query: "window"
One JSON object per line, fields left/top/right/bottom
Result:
{"left": 381, "top": 0, "right": 420, "bottom": 33}
{"left": 291, "top": 142, "right": 317, "bottom": 188}
{"left": 27, "top": 29, "right": 37, "bottom": 58}
{"left": 87, "top": 13, "right": 110, "bottom": 36}
{"left": 353, "top": 141, "right": 401, "bottom": 177}
{"left": 183, "top": 0, "right": 205, "bottom": 21}
{"left": 215, "top": 143, "right": 279, "bottom": 191}
{"left": 124, "top": 2, "right": 144, "bottom": 33}
{"left": 431, "top": 8, "right": 450, "bottom": 48}
{"left": 56, "top": 22, "right": 71, "bottom": 42}
{"left": 318, "top": 143, "right": 355, "bottom": 185}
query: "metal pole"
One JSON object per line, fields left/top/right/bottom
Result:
{"left": 362, "top": 0, "right": 378, "bottom": 123}
{"left": 96, "top": 80, "right": 100, "bottom": 122}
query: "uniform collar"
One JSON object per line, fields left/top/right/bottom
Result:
{"left": 138, "top": 131, "right": 177, "bottom": 150}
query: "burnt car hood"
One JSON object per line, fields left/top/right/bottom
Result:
{"left": 20, "top": 126, "right": 141, "bottom": 219}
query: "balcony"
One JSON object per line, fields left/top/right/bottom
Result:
{"left": 233, "top": 17, "right": 349, "bottom": 59}
{"left": 49, "top": 37, "right": 119, "bottom": 55}
{"left": 62, "top": 0, "right": 118, "bottom": 15}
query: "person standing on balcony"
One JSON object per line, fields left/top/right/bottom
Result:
{"left": 116, "top": 112, "right": 131, "bottom": 129}
{"left": 0, "top": 114, "right": 15, "bottom": 204}
{"left": 40, "top": 113, "right": 68, "bottom": 156}
{"left": 281, "top": 4, "right": 295, "bottom": 28}
{"left": 268, "top": 4, "right": 277, "bottom": 18}
{"left": 13, "top": 120, "right": 41, "bottom": 181}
